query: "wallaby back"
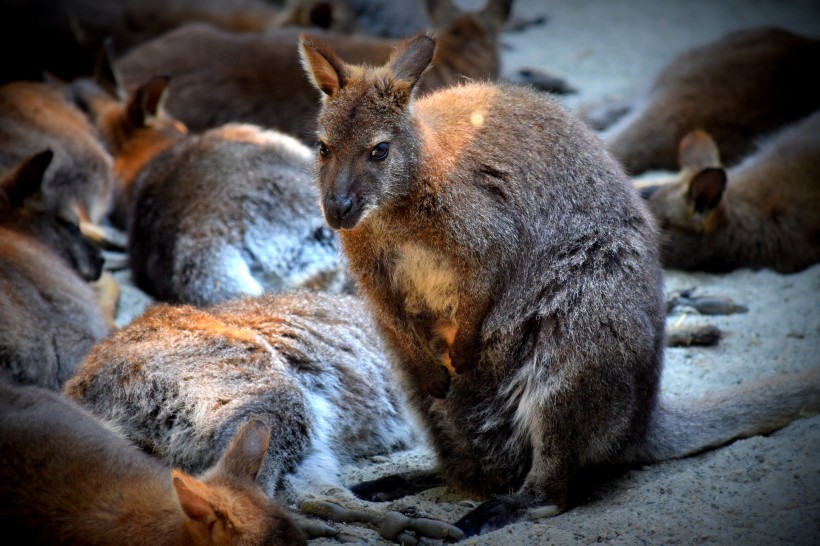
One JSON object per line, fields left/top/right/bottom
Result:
{"left": 642, "top": 109, "right": 820, "bottom": 273}
{"left": 602, "top": 27, "right": 820, "bottom": 175}
{"left": 299, "top": 31, "right": 820, "bottom": 536}
{"left": 64, "top": 291, "right": 417, "bottom": 506}
{"left": 0, "top": 151, "right": 112, "bottom": 389}
{"left": 114, "top": 0, "right": 510, "bottom": 140}
{"left": 127, "top": 122, "right": 351, "bottom": 305}
{"left": 0, "top": 379, "right": 306, "bottom": 546}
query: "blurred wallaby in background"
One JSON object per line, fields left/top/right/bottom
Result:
{"left": 0, "top": 378, "right": 307, "bottom": 546}
{"left": 65, "top": 291, "right": 417, "bottom": 514}
{"left": 596, "top": 27, "right": 820, "bottom": 175}
{"left": 0, "top": 80, "right": 115, "bottom": 232}
{"left": 641, "top": 110, "right": 820, "bottom": 273}
{"left": 300, "top": 31, "right": 820, "bottom": 537}
{"left": 113, "top": 0, "right": 512, "bottom": 141}
{"left": 0, "top": 151, "right": 113, "bottom": 389}
{"left": 0, "top": 0, "right": 361, "bottom": 84}
{"left": 127, "top": 123, "right": 351, "bottom": 306}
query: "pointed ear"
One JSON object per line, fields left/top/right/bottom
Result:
{"left": 172, "top": 470, "right": 218, "bottom": 525}
{"left": 425, "top": 0, "right": 459, "bottom": 26}
{"left": 478, "top": 0, "right": 513, "bottom": 29}
{"left": 92, "top": 36, "right": 122, "bottom": 100}
{"left": 388, "top": 33, "right": 436, "bottom": 96}
{"left": 126, "top": 75, "right": 170, "bottom": 128}
{"left": 678, "top": 129, "right": 721, "bottom": 170}
{"left": 687, "top": 167, "right": 727, "bottom": 214}
{"left": 214, "top": 418, "right": 270, "bottom": 485}
{"left": 299, "top": 33, "right": 349, "bottom": 96}
{"left": 2, "top": 150, "right": 54, "bottom": 207}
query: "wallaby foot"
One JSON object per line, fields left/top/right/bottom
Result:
{"left": 90, "top": 270, "right": 120, "bottom": 327}
{"left": 300, "top": 500, "right": 464, "bottom": 544}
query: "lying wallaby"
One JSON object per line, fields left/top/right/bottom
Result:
{"left": 64, "top": 291, "right": 459, "bottom": 542}
{"left": 127, "top": 122, "right": 351, "bottom": 306}
{"left": 70, "top": 67, "right": 188, "bottom": 230}
{"left": 113, "top": 0, "right": 511, "bottom": 140}
{"left": 599, "top": 26, "right": 820, "bottom": 175}
{"left": 640, "top": 110, "right": 820, "bottom": 273}
{"left": 0, "top": 378, "right": 307, "bottom": 546}
{"left": 298, "top": 32, "right": 820, "bottom": 537}
{"left": 0, "top": 150, "right": 113, "bottom": 389}
{"left": 0, "top": 80, "right": 115, "bottom": 229}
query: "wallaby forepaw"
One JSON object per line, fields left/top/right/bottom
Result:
{"left": 454, "top": 497, "right": 527, "bottom": 537}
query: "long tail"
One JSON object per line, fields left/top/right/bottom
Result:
{"left": 624, "top": 367, "right": 820, "bottom": 463}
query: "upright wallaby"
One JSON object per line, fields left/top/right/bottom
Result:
{"left": 0, "top": 80, "right": 115, "bottom": 229}
{"left": 0, "top": 378, "right": 306, "bottom": 546}
{"left": 113, "top": 0, "right": 511, "bottom": 140}
{"left": 299, "top": 32, "right": 820, "bottom": 536}
{"left": 640, "top": 110, "right": 820, "bottom": 273}
{"left": 127, "top": 122, "right": 352, "bottom": 306}
{"left": 599, "top": 27, "right": 820, "bottom": 175}
{"left": 0, "top": 151, "right": 113, "bottom": 389}
{"left": 64, "top": 291, "right": 451, "bottom": 541}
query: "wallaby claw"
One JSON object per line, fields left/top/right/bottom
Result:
{"left": 300, "top": 500, "right": 463, "bottom": 543}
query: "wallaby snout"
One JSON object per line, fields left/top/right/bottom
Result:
{"left": 324, "top": 190, "right": 359, "bottom": 230}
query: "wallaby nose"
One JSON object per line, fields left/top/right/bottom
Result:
{"left": 325, "top": 194, "right": 357, "bottom": 230}
{"left": 639, "top": 184, "right": 661, "bottom": 199}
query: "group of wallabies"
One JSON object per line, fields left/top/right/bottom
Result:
{"left": 1, "top": 0, "right": 819, "bottom": 544}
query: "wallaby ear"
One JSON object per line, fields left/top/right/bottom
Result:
{"left": 1, "top": 150, "right": 54, "bottom": 208}
{"left": 172, "top": 470, "right": 218, "bottom": 525}
{"left": 388, "top": 33, "right": 436, "bottom": 96}
{"left": 687, "top": 167, "right": 727, "bottom": 214}
{"left": 425, "top": 0, "right": 460, "bottom": 27}
{"left": 213, "top": 418, "right": 271, "bottom": 485}
{"left": 299, "top": 33, "right": 349, "bottom": 96}
{"left": 92, "top": 36, "right": 121, "bottom": 100}
{"left": 126, "top": 75, "right": 171, "bottom": 128}
{"left": 678, "top": 129, "right": 721, "bottom": 171}
{"left": 478, "top": 0, "right": 514, "bottom": 29}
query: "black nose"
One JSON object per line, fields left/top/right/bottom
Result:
{"left": 639, "top": 184, "right": 661, "bottom": 199}
{"left": 325, "top": 194, "right": 356, "bottom": 229}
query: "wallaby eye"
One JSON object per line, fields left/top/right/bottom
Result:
{"left": 317, "top": 141, "right": 329, "bottom": 158}
{"left": 370, "top": 142, "right": 389, "bottom": 161}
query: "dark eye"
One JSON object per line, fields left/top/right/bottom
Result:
{"left": 317, "top": 141, "right": 329, "bottom": 158}
{"left": 370, "top": 142, "right": 389, "bottom": 161}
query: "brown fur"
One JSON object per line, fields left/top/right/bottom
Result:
{"left": 642, "top": 110, "right": 820, "bottom": 273}
{"left": 113, "top": 0, "right": 510, "bottom": 141}
{"left": 0, "top": 378, "right": 306, "bottom": 546}
{"left": 602, "top": 27, "right": 820, "bottom": 175}
{"left": 0, "top": 151, "right": 112, "bottom": 389}
{"left": 299, "top": 32, "right": 820, "bottom": 537}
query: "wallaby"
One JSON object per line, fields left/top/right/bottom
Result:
{"left": 0, "top": 150, "right": 114, "bottom": 390}
{"left": 298, "top": 32, "right": 820, "bottom": 537}
{"left": 70, "top": 63, "right": 189, "bottom": 231}
{"left": 598, "top": 26, "right": 820, "bottom": 175}
{"left": 113, "top": 0, "right": 511, "bottom": 141}
{"left": 0, "top": 378, "right": 307, "bottom": 546}
{"left": 127, "top": 122, "right": 352, "bottom": 306}
{"left": 0, "top": 79, "right": 116, "bottom": 231}
{"left": 640, "top": 110, "right": 820, "bottom": 273}
{"left": 64, "top": 291, "right": 460, "bottom": 542}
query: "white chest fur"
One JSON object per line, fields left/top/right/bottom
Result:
{"left": 391, "top": 243, "right": 460, "bottom": 321}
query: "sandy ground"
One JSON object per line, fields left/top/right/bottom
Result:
{"left": 112, "top": 1, "right": 820, "bottom": 544}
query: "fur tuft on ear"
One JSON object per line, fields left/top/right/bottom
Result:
{"left": 299, "top": 33, "right": 349, "bottom": 96}
{"left": 388, "top": 33, "right": 436, "bottom": 96}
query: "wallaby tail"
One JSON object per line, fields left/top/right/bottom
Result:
{"left": 626, "top": 367, "right": 820, "bottom": 464}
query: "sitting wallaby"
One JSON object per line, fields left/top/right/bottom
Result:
{"left": 113, "top": 0, "right": 511, "bottom": 141}
{"left": 640, "top": 110, "right": 820, "bottom": 273}
{"left": 127, "top": 122, "right": 352, "bottom": 306}
{"left": 0, "top": 378, "right": 307, "bottom": 546}
{"left": 64, "top": 291, "right": 461, "bottom": 542}
{"left": 599, "top": 27, "right": 820, "bottom": 175}
{"left": 298, "top": 32, "right": 820, "bottom": 536}
{"left": 0, "top": 80, "right": 115, "bottom": 231}
{"left": 0, "top": 150, "right": 114, "bottom": 389}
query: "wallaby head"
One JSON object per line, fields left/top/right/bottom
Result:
{"left": 71, "top": 50, "right": 188, "bottom": 229}
{"left": 299, "top": 32, "right": 436, "bottom": 229}
{"left": 1, "top": 150, "right": 103, "bottom": 282}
